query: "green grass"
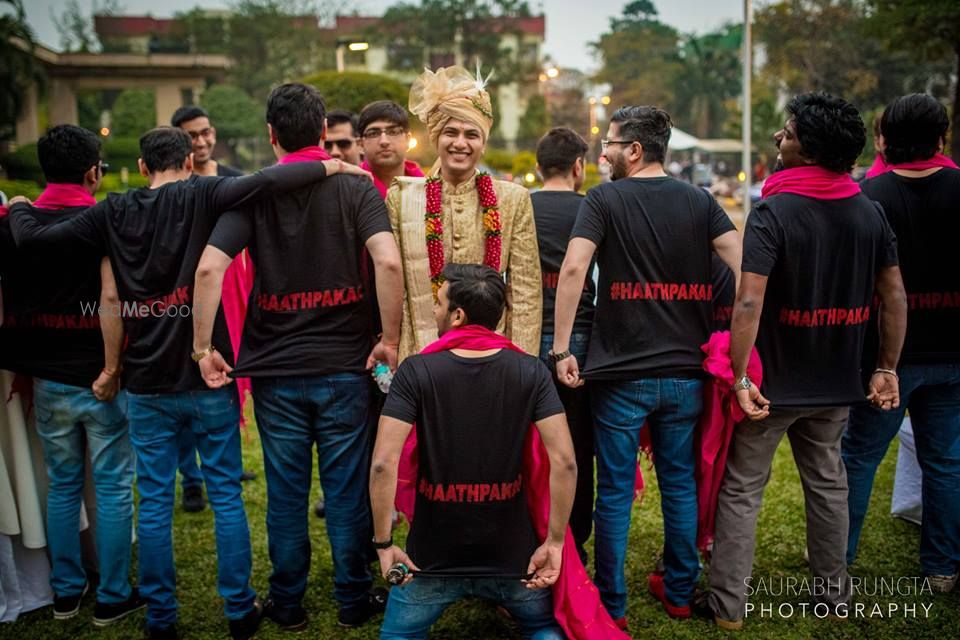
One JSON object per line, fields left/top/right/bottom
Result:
{"left": 2, "top": 425, "right": 956, "bottom": 639}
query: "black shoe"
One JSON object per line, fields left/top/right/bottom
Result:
{"left": 263, "top": 597, "right": 308, "bottom": 632}
{"left": 314, "top": 498, "right": 325, "bottom": 518}
{"left": 93, "top": 588, "right": 146, "bottom": 627}
{"left": 53, "top": 582, "right": 89, "bottom": 619}
{"left": 182, "top": 485, "right": 206, "bottom": 512}
{"left": 148, "top": 624, "right": 179, "bottom": 640}
{"left": 337, "top": 587, "right": 388, "bottom": 628}
{"left": 229, "top": 600, "right": 264, "bottom": 640}
{"left": 240, "top": 469, "right": 257, "bottom": 482}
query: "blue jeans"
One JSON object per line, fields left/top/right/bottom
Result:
{"left": 33, "top": 379, "right": 133, "bottom": 604}
{"left": 843, "top": 363, "right": 960, "bottom": 576}
{"left": 252, "top": 373, "right": 373, "bottom": 613}
{"left": 540, "top": 332, "right": 594, "bottom": 558}
{"left": 127, "top": 387, "right": 255, "bottom": 628}
{"left": 380, "top": 576, "right": 563, "bottom": 639}
{"left": 592, "top": 377, "right": 703, "bottom": 617}
{"left": 177, "top": 429, "right": 203, "bottom": 490}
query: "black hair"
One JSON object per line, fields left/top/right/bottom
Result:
{"left": 37, "top": 125, "right": 101, "bottom": 184}
{"left": 326, "top": 108, "right": 359, "bottom": 136}
{"left": 786, "top": 92, "right": 865, "bottom": 174}
{"left": 266, "top": 83, "right": 327, "bottom": 152}
{"left": 139, "top": 127, "right": 193, "bottom": 173}
{"left": 880, "top": 94, "right": 949, "bottom": 165}
{"left": 442, "top": 263, "right": 506, "bottom": 330}
{"left": 609, "top": 106, "right": 672, "bottom": 164}
{"left": 358, "top": 100, "right": 409, "bottom": 135}
{"left": 536, "top": 127, "right": 588, "bottom": 179}
{"left": 170, "top": 105, "right": 209, "bottom": 128}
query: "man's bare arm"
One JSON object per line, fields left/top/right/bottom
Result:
{"left": 730, "top": 272, "right": 771, "bottom": 420}
{"left": 92, "top": 258, "right": 123, "bottom": 401}
{"left": 712, "top": 229, "right": 743, "bottom": 291}
{"left": 370, "top": 415, "right": 419, "bottom": 582}
{"left": 192, "top": 245, "right": 233, "bottom": 388}
{"left": 553, "top": 237, "right": 596, "bottom": 388}
{"left": 868, "top": 265, "right": 908, "bottom": 409}
{"left": 365, "top": 230, "right": 404, "bottom": 371}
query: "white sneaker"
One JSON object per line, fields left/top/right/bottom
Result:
{"left": 927, "top": 573, "right": 957, "bottom": 593}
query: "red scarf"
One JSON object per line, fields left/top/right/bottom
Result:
{"left": 360, "top": 159, "right": 425, "bottom": 199}
{"left": 761, "top": 166, "right": 860, "bottom": 200}
{"left": 867, "top": 152, "right": 958, "bottom": 178}
{"left": 396, "top": 325, "right": 629, "bottom": 640}
{"left": 277, "top": 145, "right": 332, "bottom": 165}
{"left": 33, "top": 183, "right": 97, "bottom": 210}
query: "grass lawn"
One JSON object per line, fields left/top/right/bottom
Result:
{"left": 2, "top": 420, "right": 956, "bottom": 640}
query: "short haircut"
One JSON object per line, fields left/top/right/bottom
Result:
{"left": 880, "top": 94, "right": 949, "bottom": 165}
{"left": 266, "top": 83, "right": 327, "bottom": 152}
{"left": 326, "top": 109, "right": 359, "bottom": 136}
{"left": 442, "top": 263, "right": 506, "bottom": 330}
{"left": 786, "top": 92, "right": 865, "bottom": 174}
{"left": 609, "top": 106, "right": 672, "bottom": 164}
{"left": 38, "top": 125, "right": 101, "bottom": 184}
{"left": 358, "top": 100, "right": 409, "bottom": 135}
{"left": 536, "top": 127, "right": 588, "bottom": 179}
{"left": 171, "top": 105, "right": 209, "bottom": 128}
{"left": 139, "top": 127, "right": 193, "bottom": 173}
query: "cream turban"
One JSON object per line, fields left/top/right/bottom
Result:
{"left": 409, "top": 65, "right": 494, "bottom": 149}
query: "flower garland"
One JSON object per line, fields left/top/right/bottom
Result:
{"left": 425, "top": 171, "right": 502, "bottom": 298}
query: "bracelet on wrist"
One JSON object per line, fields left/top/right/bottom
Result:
{"left": 874, "top": 367, "right": 899, "bottom": 380}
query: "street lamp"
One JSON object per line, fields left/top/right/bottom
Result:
{"left": 336, "top": 39, "right": 369, "bottom": 73}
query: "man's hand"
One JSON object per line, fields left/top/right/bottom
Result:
{"left": 7, "top": 195, "right": 31, "bottom": 206}
{"left": 323, "top": 159, "right": 373, "bottom": 181}
{"left": 735, "top": 385, "right": 770, "bottom": 421}
{"left": 198, "top": 350, "right": 234, "bottom": 388}
{"left": 376, "top": 546, "right": 420, "bottom": 586}
{"left": 555, "top": 354, "right": 584, "bottom": 389}
{"left": 867, "top": 371, "right": 900, "bottom": 410}
{"left": 367, "top": 340, "right": 399, "bottom": 372}
{"left": 524, "top": 541, "right": 563, "bottom": 589}
{"left": 92, "top": 369, "right": 120, "bottom": 401}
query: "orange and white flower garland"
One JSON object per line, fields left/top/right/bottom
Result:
{"left": 425, "top": 172, "right": 502, "bottom": 298}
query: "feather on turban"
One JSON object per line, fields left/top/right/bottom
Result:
{"left": 409, "top": 65, "right": 494, "bottom": 149}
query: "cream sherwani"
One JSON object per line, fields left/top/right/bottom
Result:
{"left": 386, "top": 174, "right": 542, "bottom": 361}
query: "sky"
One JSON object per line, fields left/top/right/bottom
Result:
{"left": 23, "top": 0, "right": 744, "bottom": 72}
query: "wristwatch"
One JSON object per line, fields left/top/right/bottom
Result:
{"left": 548, "top": 349, "right": 572, "bottom": 363}
{"left": 733, "top": 375, "right": 752, "bottom": 392}
{"left": 191, "top": 345, "right": 216, "bottom": 362}
{"left": 372, "top": 536, "right": 393, "bottom": 550}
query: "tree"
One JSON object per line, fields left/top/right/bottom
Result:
{"left": 591, "top": 2, "right": 682, "bottom": 111}
{"left": 111, "top": 89, "right": 155, "bottom": 137}
{"left": 0, "top": 0, "right": 40, "bottom": 140}
{"left": 52, "top": 0, "right": 124, "bottom": 52}
{"left": 673, "top": 24, "right": 742, "bottom": 138}
{"left": 517, "top": 94, "right": 547, "bottom": 146}
{"left": 300, "top": 70, "right": 409, "bottom": 114}
{"left": 201, "top": 84, "right": 262, "bottom": 140}
{"left": 867, "top": 0, "right": 960, "bottom": 161}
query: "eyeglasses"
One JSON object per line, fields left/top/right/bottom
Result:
{"left": 600, "top": 139, "right": 636, "bottom": 151}
{"left": 323, "top": 138, "right": 357, "bottom": 151}
{"left": 361, "top": 126, "right": 407, "bottom": 140}
{"left": 98, "top": 161, "right": 110, "bottom": 175}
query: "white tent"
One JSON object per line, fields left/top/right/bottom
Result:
{"left": 668, "top": 127, "right": 700, "bottom": 151}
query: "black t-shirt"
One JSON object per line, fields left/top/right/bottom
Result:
{"left": 381, "top": 348, "right": 564, "bottom": 574}
{"left": 0, "top": 206, "right": 103, "bottom": 386}
{"left": 571, "top": 177, "right": 735, "bottom": 379}
{"left": 217, "top": 163, "right": 244, "bottom": 177}
{"left": 711, "top": 253, "right": 735, "bottom": 331}
{"left": 207, "top": 173, "right": 392, "bottom": 377}
{"left": 742, "top": 193, "right": 898, "bottom": 407}
{"left": 861, "top": 168, "right": 960, "bottom": 364}
{"left": 531, "top": 190, "right": 595, "bottom": 335}
{"left": 9, "top": 163, "right": 328, "bottom": 393}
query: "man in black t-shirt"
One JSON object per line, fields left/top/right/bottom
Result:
{"left": 706, "top": 93, "right": 908, "bottom": 629}
{"left": 172, "top": 105, "right": 256, "bottom": 513}
{"left": 532, "top": 127, "right": 595, "bottom": 564}
{"left": 191, "top": 83, "right": 403, "bottom": 631}
{"left": 370, "top": 264, "right": 575, "bottom": 639}
{"left": 843, "top": 94, "right": 960, "bottom": 593}
{"left": 9, "top": 126, "right": 359, "bottom": 640}
{"left": 0, "top": 125, "right": 141, "bottom": 624}
{"left": 553, "top": 106, "right": 741, "bottom": 626}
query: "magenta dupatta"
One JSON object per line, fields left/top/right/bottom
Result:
{"left": 359, "top": 159, "right": 425, "bottom": 198}
{"left": 866, "top": 153, "right": 957, "bottom": 178}
{"left": 278, "top": 145, "right": 332, "bottom": 164}
{"left": 761, "top": 166, "right": 860, "bottom": 200}
{"left": 395, "top": 325, "right": 629, "bottom": 640}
